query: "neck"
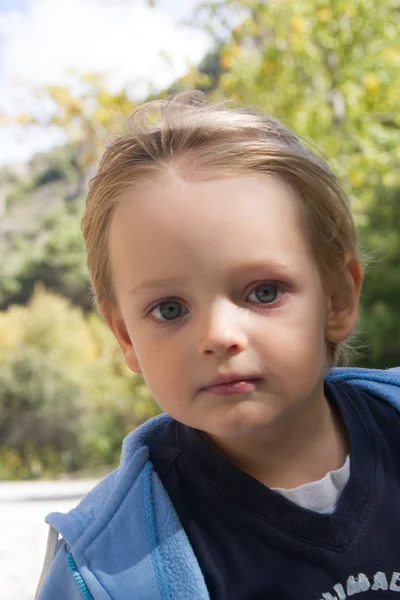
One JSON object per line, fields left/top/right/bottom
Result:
{"left": 203, "top": 384, "right": 348, "bottom": 489}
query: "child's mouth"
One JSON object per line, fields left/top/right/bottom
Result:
{"left": 202, "top": 378, "right": 261, "bottom": 396}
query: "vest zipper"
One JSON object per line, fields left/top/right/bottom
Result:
{"left": 67, "top": 554, "right": 94, "bottom": 600}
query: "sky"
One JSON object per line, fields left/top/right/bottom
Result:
{"left": 0, "top": 0, "right": 212, "bottom": 166}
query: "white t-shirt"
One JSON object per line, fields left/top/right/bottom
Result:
{"left": 272, "top": 455, "right": 350, "bottom": 514}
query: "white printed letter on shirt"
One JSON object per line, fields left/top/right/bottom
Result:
{"left": 346, "top": 573, "right": 370, "bottom": 595}
{"left": 371, "top": 572, "right": 389, "bottom": 591}
{"left": 390, "top": 572, "right": 400, "bottom": 591}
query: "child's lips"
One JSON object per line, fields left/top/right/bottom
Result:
{"left": 200, "top": 375, "right": 262, "bottom": 396}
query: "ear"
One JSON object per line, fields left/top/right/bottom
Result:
{"left": 101, "top": 301, "right": 142, "bottom": 374}
{"left": 325, "top": 257, "right": 364, "bottom": 344}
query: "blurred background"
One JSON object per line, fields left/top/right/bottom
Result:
{"left": 3, "top": 0, "right": 399, "bottom": 482}
{"left": 0, "top": 0, "right": 399, "bottom": 595}
{"left": 0, "top": 0, "right": 400, "bottom": 479}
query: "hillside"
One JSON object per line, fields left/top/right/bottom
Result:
{"left": 0, "top": 145, "right": 92, "bottom": 310}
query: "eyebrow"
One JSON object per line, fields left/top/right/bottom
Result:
{"left": 129, "top": 277, "right": 186, "bottom": 296}
{"left": 235, "top": 259, "right": 296, "bottom": 277}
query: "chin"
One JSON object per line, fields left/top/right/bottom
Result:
{"left": 211, "top": 415, "right": 274, "bottom": 440}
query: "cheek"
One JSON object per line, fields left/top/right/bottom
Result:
{"left": 259, "top": 301, "right": 327, "bottom": 372}
{"left": 137, "top": 341, "right": 185, "bottom": 397}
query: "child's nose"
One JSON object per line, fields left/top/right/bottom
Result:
{"left": 197, "top": 302, "right": 248, "bottom": 357}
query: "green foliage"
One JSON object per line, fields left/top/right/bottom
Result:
{"left": 0, "top": 288, "right": 159, "bottom": 479}
{"left": 195, "top": 0, "right": 399, "bottom": 190}
{"left": 4, "top": 175, "right": 36, "bottom": 212}
{"left": 357, "top": 186, "right": 400, "bottom": 368}
{"left": 0, "top": 156, "right": 92, "bottom": 310}
{"left": 30, "top": 144, "right": 79, "bottom": 187}
{"left": 3, "top": 145, "right": 79, "bottom": 211}
{"left": 25, "top": 73, "right": 138, "bottom": 171}
{"left": 15, "top": 198, "right": 92, "bottom": 309}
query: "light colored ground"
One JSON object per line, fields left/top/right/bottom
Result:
{"left": 0, "top": 480, "right": 98, "bottom": 600}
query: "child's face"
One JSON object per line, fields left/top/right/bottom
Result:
{"left": 106, "top": 172, "right": 344, "bottom": 439}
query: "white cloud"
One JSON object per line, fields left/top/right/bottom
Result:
{"left": 0, "top": 0, "right": 211, "bottom": 165}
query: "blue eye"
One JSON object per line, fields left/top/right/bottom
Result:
{"left": 248, "top": 283, "right": 279, "bottom": 304}
{"left": 151, "top": 300, "right": 184, "bottom": 321}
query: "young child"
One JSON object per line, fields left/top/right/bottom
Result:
{"left": 36, "top": 91, "right": 400, "bottom": 600}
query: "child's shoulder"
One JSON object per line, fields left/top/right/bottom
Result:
{"left": 327, "top": 366, "right": 400, "bottom": 409}
{"left": 48, "top": 413, "right": 172, "bottom": 542}
{"left": 37, "top": 413, "right": 189, "bottom": 600}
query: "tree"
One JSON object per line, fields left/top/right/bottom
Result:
{"left": 0, "top": 147, "right": 92, "bottom": 310}
{"left": 190, "top": 0, "right": 399, "bottom": 193}
{"left": 0, "top": 288, "right": 159, "bottom": 479}
{"left": 15, "top": 73, "right": 139, "bottom": 181}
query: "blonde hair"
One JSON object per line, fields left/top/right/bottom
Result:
{"left": 82, "top": 90, "right": 361, "bottom": 366}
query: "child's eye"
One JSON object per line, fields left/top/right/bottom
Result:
{"left": 247, "top": 283, "right": 281, "bottom": 305}
{"left": 150, "top": 300, "right": 187, "bottom": 322}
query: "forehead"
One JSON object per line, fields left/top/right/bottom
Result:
{"left": 109, "top": 172, "right": 313, "bottom": 278}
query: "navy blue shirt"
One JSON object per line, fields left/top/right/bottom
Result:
{"left": 149, "top": 381, "right": 400, "bottom": 599}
